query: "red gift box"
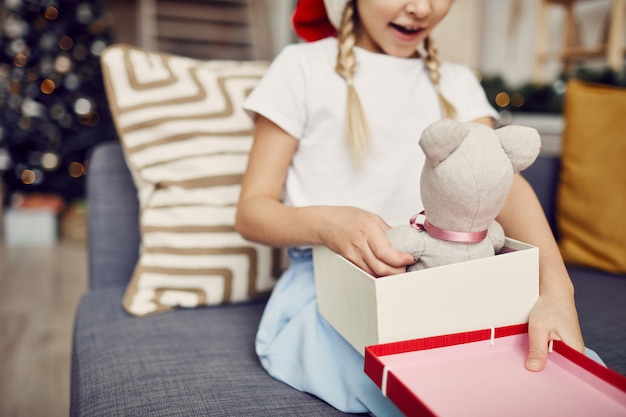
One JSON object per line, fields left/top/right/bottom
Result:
{"left": 365, "top": 324, "right": 626, "bottom": 417}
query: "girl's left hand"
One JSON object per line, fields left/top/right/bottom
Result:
{"left": 525, "top": 293, "right": 585, "bottom": 371}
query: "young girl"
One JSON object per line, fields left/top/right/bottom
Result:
{"left": 236, "top": 0, "right": 586, "bottom": 414}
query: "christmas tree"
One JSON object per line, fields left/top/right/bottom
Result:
{"left": 0, "top": 0, "right": 116, "bottom": 204}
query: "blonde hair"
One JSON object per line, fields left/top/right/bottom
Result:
{"left": 335, "top": 1, "right": 457, "bottom": 163}
{"left": 335, "top": 2, "right": 370, "bottom": 163}
{"left": 423, "top": 36, "right": 457, "bottom": 120}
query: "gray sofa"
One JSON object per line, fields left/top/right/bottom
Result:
{"left": 70, "top": 141, "right": 626, "bottom": 416}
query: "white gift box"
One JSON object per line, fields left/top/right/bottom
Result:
{"left": 3, "top": 208, "right": 58, "bottom": 246}
{"left": 313, "top": 238, "right": 539, "bottom": 355}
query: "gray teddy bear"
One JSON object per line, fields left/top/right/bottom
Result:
{"left": 386, "top": 119, "right": 541, "bottom": 272}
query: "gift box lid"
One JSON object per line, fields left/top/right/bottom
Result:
{"left": 365, "top": 324, "right": 626, "bottom": 417}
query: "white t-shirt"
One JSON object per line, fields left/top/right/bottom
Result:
{"left": 243, "top": 37, "right": 498, "bottom": 226}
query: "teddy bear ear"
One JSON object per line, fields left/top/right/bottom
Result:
{"left": 495, "top": 125, "right": 541, "bottom": 173}
{"left": 420, "top": 119, "right": 469, "bottom": 167}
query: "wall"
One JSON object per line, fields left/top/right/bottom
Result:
{"left": 101, "top": 0, "right": 623, "bottom": 85}
{"left": 269, "top": 0, "right": 298, "bottom": 55}
{"left": 433, "top": 0, "right": 485, "bottom": 71}
{"left": 480, "top": 0, "right": 624, "bottom": 86}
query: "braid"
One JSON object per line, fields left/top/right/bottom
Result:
{"left": 335, "top": 1, "right": 370, "bottom": 164}
{"left": 423, "top": 36, "right": 457, "bottom": 120}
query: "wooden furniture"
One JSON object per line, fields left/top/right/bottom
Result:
{"left": 534, "top": 0, "right": 625, "bottom": 82}
{"left": 105, "top": 0, "right": 275, "bottom": 60}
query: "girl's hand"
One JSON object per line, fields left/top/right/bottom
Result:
{"left": 317, "top": 206, "right": 414, "bottom": 277}
{"left": 525, "top": 292, "right": 585, "bottom": 371}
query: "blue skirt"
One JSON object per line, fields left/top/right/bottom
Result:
{"left": 255, "top": 248, "right": 403, "bottom": 415}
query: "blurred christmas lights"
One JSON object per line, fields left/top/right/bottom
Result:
{"left": 0, "top": 0, "right": 114, "bottom": 202}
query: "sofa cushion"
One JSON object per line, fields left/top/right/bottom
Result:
{"left": 569, "top": 265, "right": 626, "bottom": 377}
{"left": 100, "top": 44, "right": 277, "bottom": 316}
{"left": 557, "top": 80, "right": 626, "bottom": 274}
{"left": 71, "top": 286, "right": 357, "bottom": 417}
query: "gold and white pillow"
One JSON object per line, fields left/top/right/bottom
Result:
{"left": 101, "top": 44, "right": 275, "bottom": 316}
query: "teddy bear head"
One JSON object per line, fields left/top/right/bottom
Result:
{"left": 418, "top": 119, "right": 541, "bottom": 233}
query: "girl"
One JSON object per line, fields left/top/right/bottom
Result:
{"left": 236, "top": 0, "right": 586, "bottom": 414}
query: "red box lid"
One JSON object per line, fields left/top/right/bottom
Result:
{"left": 365, "top": 324, "right": 626, "bottom": 417}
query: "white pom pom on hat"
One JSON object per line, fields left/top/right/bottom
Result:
{"left": 322, "top": 0, "right": 349, "bottom": 29}
{"left": 292, "top": 0, "right": 350, "bottom": 42}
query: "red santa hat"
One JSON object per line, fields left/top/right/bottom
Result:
{"left": 292, "top": 0, "right": 350, "bottom": 42}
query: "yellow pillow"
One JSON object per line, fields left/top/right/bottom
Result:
{"left": 557, "top": 79, "right": 626, "bottom": 274}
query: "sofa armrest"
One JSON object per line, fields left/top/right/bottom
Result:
{"left": 521, "top": 155, "right": 561, "bottom": 239}
{"left": 86, "top": 141, "right": 140, "bottom": 289}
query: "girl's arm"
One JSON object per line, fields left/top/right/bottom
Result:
{"left": 497, "top": 175, "right": 584, "bottom": 371}
{"left": 475, "top": 115, "right": 584, "bottom": 370}
{"left": 235, "top": 115, "right": 413, "bottom": 277}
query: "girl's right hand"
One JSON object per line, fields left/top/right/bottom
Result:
{"left": 236, "top": 115, "right": 412, "bottom": 276}
{"left": 317, "top": 206, "right": 414, "bottom": 277}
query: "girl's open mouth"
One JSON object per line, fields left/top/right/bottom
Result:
{"left": 390, "top": 22, "right": 424, "bottom": 36}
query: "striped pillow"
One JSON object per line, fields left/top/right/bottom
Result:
{"left": 101, "top": 44, "right": 275, "bottom": 316}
